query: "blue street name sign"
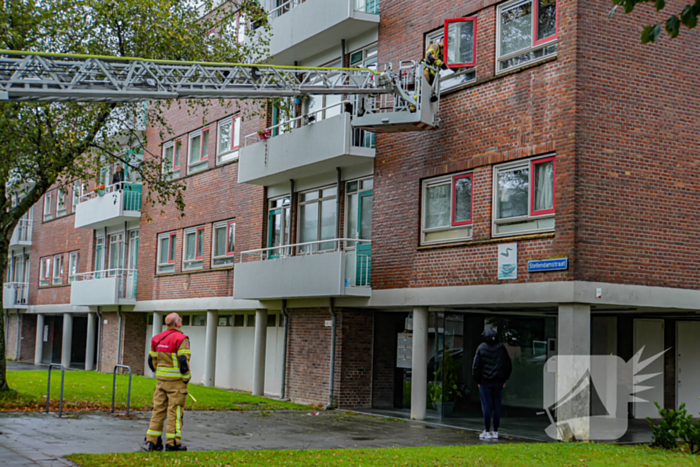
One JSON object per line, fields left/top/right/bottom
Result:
{"left": 527, "top": 258, "right": 568, "bottom": 273}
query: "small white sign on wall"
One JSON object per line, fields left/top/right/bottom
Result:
{"left": 498, "top": 243, "right": 518, "bottom": 280}
{"left": 43, "top": 325, "right": 49, "bottom": 342}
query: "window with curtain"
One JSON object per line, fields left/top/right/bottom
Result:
{"left": 493, "top": 155, "right": 556, "bottom": 236}
{"left": 496, "top": 0, "right": 558, "bottom": 73}
{"left": 421, "top": 172, "right": 473, "bottom": 245}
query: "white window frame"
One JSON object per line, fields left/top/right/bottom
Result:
{"left": 56, "top": 188, "right": 67, "bottom": 217}
{"left": 40, "top": 257, "right": 51, "bottom": 286}
{"left": 425, "top": 29, "right": 476, "bottom": 92}
{"left": 217, "top": 116, "right": 241, "bottom": 164}
{"left": 349, "top": 44, "right": 378, "bottom": 70}
{"left": 52, "top": 254, "right": 64, "bottom": 285}
{"left": 69, "top": 251, "right": 80, "bottom": 283}
{"left": 495, "top": 0, "right": 558, "bottom": 74}
{"left": 212, "top": 220, "right": 235, "bottom": 267}
{"left": 182, "top": 226, "right": 205, "bottom": 271}
{"left": 420, "top": 171, "right": 474, "bottom": 245}
{"left": 297, "top": 185, "right": 338, "bottom": 254}
{"left": 187, "top": 128, "right": 210, "bottom": 174}
{"left": 304, "top": 58, "right": 344, "bottom": 123}
{"left": 157, "top": 231, "right": 177, "bottom": 274}
{"left": 492, "top": 154, "right": 556, "bottom": 237}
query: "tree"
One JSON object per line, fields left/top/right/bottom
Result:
{"left": 611, "top": 0, "right": 700, "bottom": 43}
{"left": 0, "top": 0, "right": 269, "bottom": 392}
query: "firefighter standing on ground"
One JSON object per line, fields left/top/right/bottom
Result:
{"left": 144, "top": 313, "right": 192, "bottom": 452}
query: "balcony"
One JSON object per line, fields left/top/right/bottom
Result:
{"left": 70, "top": 269, "right": 137, "bottom": 306}
{"left": 74, "top": 183, "right": 142, "bottom": 230}
{"left": 233, "top": 239, "right": 371, "bottom": 300}
{"left": 265, "top": 0, "right": 380, "bottom": 65}
{"left": 3, "top": 282, "right": 28, "bottom": 309}
{"left": 239, "top": 110, "right": 375, "bottom": 186}
{"left": 9, "top": 219, "right": 32, "bottom": 248}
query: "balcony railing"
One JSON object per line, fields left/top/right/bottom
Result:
{"left": 78, "top": 183, "right": 142, "bottom": 211}
{"left": 3, "top": 282, "right": 29, "bottom": 308}
{"left": 355, "top": 0, "right": 379, "bottom": 14}
{"left": 10, "top": 218, "right": 33, "bottom": 245}
{"left": 71, "top": 269, "right": 137, "bottom": 305}
{"left": 244, "top": 100, "right": 374, "bottom": 149}
{"left": 269, "top": 0, "right": 379, "bottom": 19}
{"left": 74, "top": 183, "right": 142, "bottom": 230}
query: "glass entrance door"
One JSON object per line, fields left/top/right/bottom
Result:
{"left": 267, "top": 196, "right": 290, "bottom": 259}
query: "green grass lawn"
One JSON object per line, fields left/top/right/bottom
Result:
{"left": 67, "top": 444, "right": 700, "bottom": 467}
{"left": 0, "top": 370, "right": 307, "bottom": 412}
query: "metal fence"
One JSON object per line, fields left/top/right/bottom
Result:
{"left": 12, "top": 218, "right": 32, "bottom": 243}
{"left": 77, "top": 182, "right": 142, "bottom": 212}
{"left": 3, "top": 282, "right": 28, "bottom": 306}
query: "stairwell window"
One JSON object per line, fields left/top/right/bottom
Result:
{"left": 157, "top": 232, "right": 177, "bottom": 273}
{"left": 40, "top": 257, "right": 51, "bottom": 286}
{"left": 162, "top": 139, "right": 182, "bottom": 179}
{"left": 496, "top": 0, "right": 558, "bottom": 73}
{"left": 426, "top": 27, "right": 476, "bottom": 92}
{"left": 188, "top": 128, "right": 210, "bottom": 174}
{"left": 421, "top": 172, "right": 473, "bottom": 245}
{"left": 217, "top": 116, "right": 241, "bottom": 164}
{"left": 212, "top": 220, "right": 235, "bottom": 267}
{"left": 52, "top": 254, "right": 64, "bottom": 285}
{"left": 493, "top": 155, "right": 556, "bottom": 236}
{"left": 183, "top": 226, "right": 205, "bottom": 270}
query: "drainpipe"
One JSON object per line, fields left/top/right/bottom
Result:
{"left": 280, "top": 300, "right": 289, "bottom": 399}
{"left": 289, "top": 179, "right": 295, "bottom": 247}
{"left": 116, "top": 306, "right": 123, "bottom": 366}
{"left": 326, "top": 298, "right": 337, "bottom": 409}
{"left": 336, "top": 168, "right": 341, "bottom": 241}
{"left": 15, "top": 311, "right": 22, "bottom": 360}
{"left": 95, "top": 307, "right": 102, "bottom": 372}
{"left": 341, "top": 40, "right": 346, "bottom": 67}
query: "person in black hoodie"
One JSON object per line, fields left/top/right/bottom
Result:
{"left": 472, "top": 327, "right": 512, "bottom": 440}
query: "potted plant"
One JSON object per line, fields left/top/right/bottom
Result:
{"left": 93, "top": 184, "right": 106, "bottom": 196}
{"left": 257, "top": 128, "right": 270, "bottom": 141}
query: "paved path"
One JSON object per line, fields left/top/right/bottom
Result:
{"left": 0, "top": 410, "right": 525, "bottom": 464}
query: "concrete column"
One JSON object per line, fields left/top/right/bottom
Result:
{"left": 410, "top": 307, "right": 429, "bottom": 420}
{"left": 61, "top": 313, "right": 73, "bottom": 369}
{"left": 203, "top": 310, "right": 218, "bottom": 387}
{"left": 85, "top": 312, "right": 97, "bottom": 371}
{"left": 557, "top": 304, "right": 591, "bottom": 441}
{"left": 152, "top": 312, "right": 163, "bottom": 338}
{"left": 252, "top": 309, "right": 268, "bottom": 396}
{"left": 34, "top": 314, "right": 45, "bottom": 365}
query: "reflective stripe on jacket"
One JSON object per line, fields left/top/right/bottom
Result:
{"left": 150, "top": 328, "right": 192, "bottom": 382}
{"left": 425, "top": 42, "right": 444, "bottom": 70}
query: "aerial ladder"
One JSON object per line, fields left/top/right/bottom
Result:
{"left": 0, "top": 50, "right": 440, "bottom": 132}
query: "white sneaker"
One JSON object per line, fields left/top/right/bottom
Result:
{"left": 490, "top": 431, "right": 499, "bottom": 440}
{"left": 479, "top": 430, "right": 492, "bottom": 440}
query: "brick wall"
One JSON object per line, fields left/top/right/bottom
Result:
{"left": 335, "top": 309, "right": 373, "bottom": 408}
{"left": 99, "top": 312, "right": 120, "bottom": 372}
{"left": 5, "top": 313, "right": 18, "bottom": 360}
{"left": 98, "top": 311, "right": 146, "bottom": 375}
{"left": 371, "top": 0, "right": 578, "bottom": 290}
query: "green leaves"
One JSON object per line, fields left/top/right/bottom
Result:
{"left": 641, "top": 23, "right": 663, "bottom": 43}
{"left": 666, "top": 15, "right": 682, "bottom": 37}
{"left": 612, "top": 0, "right": 700, "bottom": 42}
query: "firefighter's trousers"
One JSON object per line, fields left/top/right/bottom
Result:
{"left": 146, "top": 379, "right": 188, "bottom": 446}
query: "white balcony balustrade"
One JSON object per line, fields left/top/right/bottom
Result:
{"left": 233, "top": 239, "right": 371, "bottom": 300}
{"left": 239, "top": 103, "right": 375, "bottom": 185}
{"left": 262, "top": 0, "right": 380, "bottom": 65}
{"left": 3, "top": 282, "right": 29, "bottom": 308}
{"left": 70, "top": 269, "right": 137, "bottom": 306}
{"left": 74, "top": 183, "right": 142, "bottom": 230}
{"left": 9, "top": 218, "right": 32, "bottom": 247}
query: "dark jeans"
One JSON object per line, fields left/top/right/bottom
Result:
{"left": 479, "top": 381, "right": 503, "bottom": 431}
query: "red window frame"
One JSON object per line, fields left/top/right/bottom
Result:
{"left": 443, "top": 17, "right": 478, "bottom": 69}
{"left": 199, "top": 128, "right": 210, "bottom": 161}
{"left": 235, "top": 13, "right": 246, "bottom": 44}
{"left": 44, "top": 191, "right": 55, "bottom": 216}
{"left": 231, "top": 116, "right": 241, "bottom": 152}
{"left": 530, "top": 156, "right": 556, "bottom": 216}
{"left": 173, "top": 139, "right": 182, "bottom": 170}
{"left": 451, "top": 173, "right": 474, "bottom": 226}
{"left": 533, "top": 0, "right": 558, "bottom": 47}
{"left": 41, "top": 257, "right": 51, "bottom": 280}
{"left": 195, "top": 227, "right": 205, "bottom": 260}
{"left": 167, "top": 233, "right": 177, "bottom": 264}
{"left": 226, "top": 221, "right": 236, "bottom": 256}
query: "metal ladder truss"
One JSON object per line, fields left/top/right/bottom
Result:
{"left": 0, "top": 50, "right": 393, "bottom": 102}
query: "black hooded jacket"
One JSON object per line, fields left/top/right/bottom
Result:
{"left": 472, "top": 328, "right": 512, "bottom": 384}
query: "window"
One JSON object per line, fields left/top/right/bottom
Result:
{"left": 192, "top": 315, "right": 206, "bottom": 326}
{"left": 157, "top": 232, "right": 177, "bottom": 273}
{"left": 268, "top": 196, "right": 291, "bottom": 258}
{"left": 298, "top": 186, "right": 337, "bottom": 253}
{"left": 233, "top": 314, "right": 245, "bottom": 327}
{"left": 183, "top": 226, "right": 205, "bottom": 270}
{"left": 350, "top": 44, "right": 378, "bottom": 70}
{"left": 212, "top": 220, "right": 235, "bottom": 267}
{"left": 163, "top": 139, "right": 182, "bottom": 179}
{"left": 56, "top": 188, "right": 67, "bottom": 217}
{"left": 218, "top": 315, "right": 233, "bottom": 326}
{"left": 181, "top": 315, "right": 191, "bottom": 326}
{"left": 421, "top": 172, "right": 473, "bottom": 245}
{"left": 108, "top": 233, "right": 125, "bottom": 275}
{"left": 426, "top": 29, "right": 476, "bottom": 92}
{"left": 236, "top": 13, "right": 247, "bottom": 43}
{"left": 496, "top": 0, "right": 558, "bottom": 73}
{"left": 267, "top": 313, "right": 277, "bottom": 327}
{"left": 43, "top": 191, "right": 55, "bottom": 221}
{"left": 305, "top": 59, "right": 343, "bottom": 123}
{"left": 444, "top": 18, "right": 477, "bottom": 68}
{"left": 493, "top": 155, "right": 556, "bottom": 236}
{"left": 188, "top": 128, "right": 210, "bottom": 174}
{"left": 52, "top": 254, "right": 64, "bottom": 285}
{"left": 40, "top": 257, "right": 51, "bottom": 286}
{"left": 217, "top": 116, "right": 241, "bottom": 164}
{"left": 69, "top": 251, "right": 80, "bottom": 283}
{"left": 72, "top": 181, "right": 86, "bottom": 209}
{"left": 246, "top": 314, "right": 255, "bottom": 327}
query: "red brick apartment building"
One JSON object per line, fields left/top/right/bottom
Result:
{"left": 5, "top": 0, "right": 700, "bottom": 440}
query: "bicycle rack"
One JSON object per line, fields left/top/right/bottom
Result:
{"left": 46, "top": 364, "right": 65, "bottom": 417}
{"left": 111, "top": 364, "right": 133, "bottom": 415}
